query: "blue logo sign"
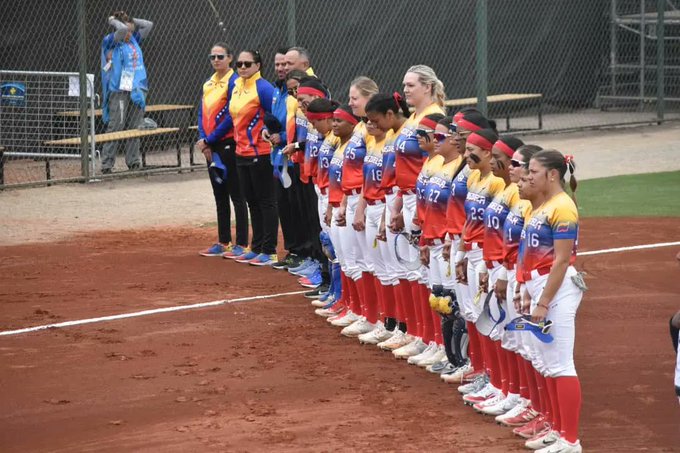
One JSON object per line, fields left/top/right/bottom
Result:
{"left": 1, "top": 82, "right": 26, "bottom": 107}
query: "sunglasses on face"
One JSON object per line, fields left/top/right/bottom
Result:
{"left": 415, "top": 128, "right": 435, "bottom": 138}
{"left": 236, "top": 61, "right": 254, "bottom": 68}
{"left": 433, "top": 132, "right": 452, "bottom": 142}
{"left": 287, "top": 87, "right": 298, "bottom": 96}
{"left": 209, "top": 54, "right": 226, "bottom": 61}
{"left": 510, "top": 159, "right": 527, "bottom": 168}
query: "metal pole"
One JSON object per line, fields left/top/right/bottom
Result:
{"left": 656, "top": 0, "right": 665, "bottom": 123}
{"left": 78, "top": 0, "right": 89, "bottom": 180}
{"left": 639, "top": 0, "right": 646, "bottom": 110}
{"left": 611, "top": 0, "right": 618, "bottom": 96}
{"left": 287, "top": 0, "right": 296, "bottom": 47}
{"left": 475, "top": 0, "right": 488, "bottom": 117}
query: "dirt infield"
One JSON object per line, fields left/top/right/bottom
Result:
{"left": 1, "top": 218, "right": 679, "bottom": 452}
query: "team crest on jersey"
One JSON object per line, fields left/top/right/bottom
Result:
{"left": 555, "top": 222, "right": 571, "bottom": 233}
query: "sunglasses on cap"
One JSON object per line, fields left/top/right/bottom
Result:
{"left": 415, "top": 128, "right": 435, "bottom": 138}
{"left": 236, "top": 61, "right": 254, "bottom": 68}
{"left": 209, "top": 54, "right": 226, "bottom": 61}
{"left": 510, "top": 159, "right": 528, "bottom": 168}
{"left": 433, "top": 132, "right": 452, "bottom": 142}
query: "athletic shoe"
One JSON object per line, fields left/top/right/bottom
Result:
{"left": 455, "top": 372, "right": 488, "bottom": 394}
{"left": 341, "top": 317, "right": 376, "bottom": 337}
{"left": 248, "top": 253, "right": 277, "bottom": 266}
{"left": 407, "top": 341, "right": 438, "bottom": 365}
{"left": 315, "top": 302, "right": 343, "bottom": 317}
{"left": 427, "top": 358, "right": 451, "bottom": 374}
{"left": 478, "top": 392, "right": 520, "bottom": 416}
{"left": 305, "top": 284, "right": 329, "bottom": 300}
{"left": 234, "top": 251, "right": 258, "bottom": 263}
{"left": 473, "top": 390, "right": 506, "bottom": 413}
{"left": 419, "top": 345, "right": 446, "bottom": 368}
{"left": 525, "top": 429, "right": 559, "bottom": 450}
{"left": 288, "top": 258, "right": 314, "bottom": 275}
{"left": 378, "top": 330, "right": 413, "bottom": 351}
{"left": 271, "top": 253, "right": 299, "bottom": 270}
{"left": 441, "top": 362, "right": 473, "bottom": 384}
{"left": 299, "top": 270, "right": 323, "bottom": 288}
{"left": 330, "top": 310, "right": 360, "bottom": 327}
{"left": 496, "top": 398, "right": 532, "bottom": 426}
{"left": 222, "top": 245, "right": 247, "bottom": 259}
{"left": 393, "top": 337, "right": 427, "bottom": 359}
{"left": 358, "top": 323, "right": 393, "bottom": 345}
{"left": 513, "top": 414, "right": 549, "bottom": 439}
{"left": 536, "top": 438, "right": 582, "bottom": 453}
{"left": 462, "top": 383, "right": 500, "bottom": 405}
{"left": 199, "top": 243, "right": 229, "bottom": 257}
{"left": 296, "top": 261, "right": 321, "bottom": 278}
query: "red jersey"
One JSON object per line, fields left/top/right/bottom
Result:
{"left": 394, "top": 103, "right": 444, "bottom": 192}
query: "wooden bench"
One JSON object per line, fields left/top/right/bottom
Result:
{"left": 444, "top": 93, "right": 543, "bottom": 131}
{"left": 55, "top": 104, "right": 194, "bottom": 117}
{"left": 44, "top": 127, "right": 181, "bottom": 169}
{"left": 1, "top": 128, "right": 181, "bottom": 185}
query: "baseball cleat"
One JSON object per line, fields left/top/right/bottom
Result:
{"left": 358, "top": 323, "right": 392, "bottom": 344}
{"left": 393, "top": 337, "right": 427, "bottom": 359}
{"left": 341, "top": 317, "right": 376, "bottom": 337}
{"left": 536, "top": 438, "right": 582, "bottom": 453}
{"left": 330, "top": 310, "right": 360, "bottom": 327}
{"left": 513, "top": 414, "right": 549, "bottom": 439}
{"left": 378, "top": 330, "right": 412, "bottom": 351}
{"left": 418, "top": 345, "right": 446, "bottom": 368}
{"left": 407, "top": 341, "right": 438, "bottom": 365}
{"left": 428, "top": 359, "right": 452, "bottom": 374}
{"left": 525, "top": 429, "right": 560, "bottom": 450}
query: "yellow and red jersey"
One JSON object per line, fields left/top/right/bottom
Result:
{"left": 423, "top": 156, "right": 460, "bottom": 240}
{"left": 199, "top": 69, "right": 237, "bottom": 143}
{"left": 463, "top": 170, "right": 505, "bottom": 246}
{"left": 363, "top": 134, "right": 386, "bottom": 202}
{"left": 520, "top": 192, "right": 578, "bottom": 275}
{"left": 328, "top": 141, "right": 349, "bottom": 204}
{"left": 342, "top": 122, "right": 369, "bottom": 192}
{"left": 394, "top": 103, "right": 445, "bottom": 193}
{"left": 316, "top": 132, "right": 339, "bottom": 192}
{"left": 380, "top": 123, "right": 406, "bottom": 191}
{"left": 228, "top": 72, "right": 275, "bottom": 158}
{"left": 483, "top": 182, "right": 518, "bottom": 262}
{"left": 415, "top": 154, "right": 444, "bottom": 227}
{"left": 446, "top": 164, "right": 471, "bottom": 236}
{"left": 503, "top": 196, "right": 530, "bottom": 269}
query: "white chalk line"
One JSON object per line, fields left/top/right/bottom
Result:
{"left": 1, "top": 240, "right": 679, "bottom": 338}
{"left": 0, "top": 290, "right": 307, "bottom": 337}
{"left": 579, "top": 240, "right": 680, "bottom": 256}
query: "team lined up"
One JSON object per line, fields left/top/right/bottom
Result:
{"left": 196, "top": 45, "right": 585, "bottom": 453}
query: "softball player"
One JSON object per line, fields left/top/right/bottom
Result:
{"left": 518, "top": 149, "right": 584, "bottom": 453}
{"left": 363, "top": 93, "right": 412, "bottom": 350}
{"left": 325, "top": 105, "right": 363, "bottom": 327}
{"left": 494, "top": 144, "right": 545, "bottom": 428}
{"left": 389, "top": 65, "right": 446, "bottom": 359}
{"left": 411, "top": 116, "right": 462, "bottom": 368}
{"left": 334, "top": 77, "right": 380, "bottom": 335}
{"left": 472, "top": 135, "right": 526, "bottom": 417}
{"left": 453, "top": 128, "right": 506, "bottom": 406}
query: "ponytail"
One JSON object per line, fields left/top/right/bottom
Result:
{"left": 565, "top": 154, "right": 578, "bottom": 206}
{"left": 365, "top": 92, "right": 410, "bottom": 117}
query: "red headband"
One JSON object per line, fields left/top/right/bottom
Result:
{"left": 494, "top": 140, "right": 515, "bottom": 158}
{"left": 393, "top": 92, "right": 403, "bottom": 108}
{"left": 306, "top": 111, "right": 333, "bottom": 121}
{"left": 418, "top": 117, "right": 439, "bottom": 131}
{"left": 297, "top": 86, "right": 326, "bottom": 98}
{"left": 453, "top": 111, "right": 465, "bottom": 122}
{"left": 333, "top": 108, "right": 359, "bottom": 126}
{"left": 467, "top": 133, "right": 494, "bottom": 151}
{"left": 456, "top": 118, "right": 483, "bottom": 132}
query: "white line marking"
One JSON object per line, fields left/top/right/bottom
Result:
{"left": 0, "top": 290, "right": 308, "bottom": 337}
{"left": 2, "top": 240, "right": 679, "bottom": 338}
{"left": 579, "top": 241, "right": 680, "bottom": 256}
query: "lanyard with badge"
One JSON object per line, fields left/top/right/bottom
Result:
{"left": 119, "top": 42, "right": 138, "bottom": 92}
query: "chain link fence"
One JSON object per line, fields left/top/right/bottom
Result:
{"left": 1, "top": 0, "right": 678, "bottom": 188}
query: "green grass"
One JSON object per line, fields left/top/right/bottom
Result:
{"left": 577, "top": 171, "right": 680, "bottom": 217}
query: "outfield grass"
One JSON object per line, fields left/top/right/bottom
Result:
{"left": 578, "top": 171, "right": 680, "bottom": 217}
